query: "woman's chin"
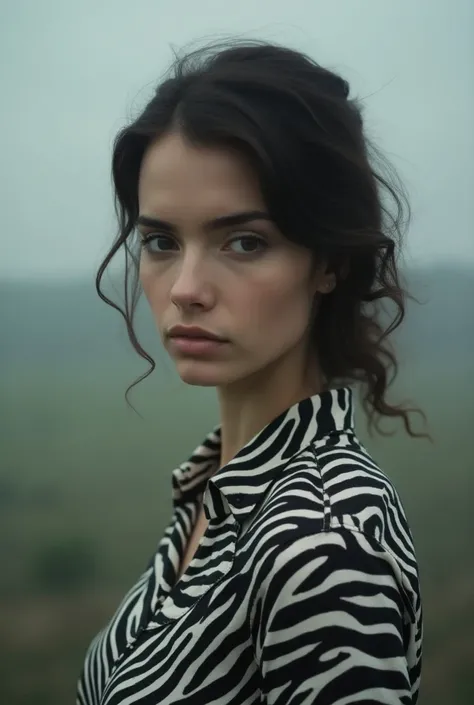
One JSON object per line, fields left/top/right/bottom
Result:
{"left": 175, "top": 359, "right": 233, "bottom": 387}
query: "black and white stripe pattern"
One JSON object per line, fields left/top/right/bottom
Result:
{"left": 77, "top": 386, "right": 422, "bottom": 704}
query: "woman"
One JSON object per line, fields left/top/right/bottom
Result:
{"left": 77, "top": 39, "right": 426, "bottom": 705}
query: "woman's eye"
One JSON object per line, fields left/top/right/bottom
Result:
{"left": 140, "top": 232, "right": 267, "bottom": 256}
{"left": 141, "top": 234, "right": 177, "bottom": 254}
{"left": 227, "top": 235, "right": 267, "bottom": 255}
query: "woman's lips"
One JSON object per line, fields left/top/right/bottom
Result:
{"left": 168, "top": 336, "right": 229, "bottom": 355}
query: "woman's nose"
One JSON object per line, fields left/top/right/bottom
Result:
{"left": 169, "top": 257, "right": 215, "bottom": 311}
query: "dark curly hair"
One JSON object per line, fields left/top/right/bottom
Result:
{"left": 97, "top": 38, "right": 429, "bottom": 440}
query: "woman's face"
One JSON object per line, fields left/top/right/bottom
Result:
{"left": 137, "top": 132, "right": 330, "bottom": 388}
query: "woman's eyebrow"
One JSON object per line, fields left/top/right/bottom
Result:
{"left": 135, "top": 210, "right": 272, "bottom": 232}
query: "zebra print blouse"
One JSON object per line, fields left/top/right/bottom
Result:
{"left": 77, "top": 386, "right": 422, "bottom": 704}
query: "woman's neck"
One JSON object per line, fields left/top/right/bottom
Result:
{"left": 217, "top": 350, "right": 325, "bottom": 468}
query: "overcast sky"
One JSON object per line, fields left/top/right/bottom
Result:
{"left": 1, "top": 0, "right": 473, "bottom": 280}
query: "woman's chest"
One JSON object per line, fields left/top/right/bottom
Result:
{"left": 99, "top": 593, "right": 259, "bottom": 705}
{"left": 89, "top": 518, "right": 256, "bottom": 704}
{"left": 78, "top": 505, "right": 260, "bottom": 704}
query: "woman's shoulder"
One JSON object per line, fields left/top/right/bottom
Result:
{"left": 247, "top": 433, "right": 421, "bottom": 623}
{"left": 263, "top": 431, "right": 417, "bottom": 566}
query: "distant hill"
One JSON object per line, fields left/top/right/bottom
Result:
{"left": 1, "top": 265, "right": 473, "bottom": 368}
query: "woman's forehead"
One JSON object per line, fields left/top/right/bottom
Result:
{"left": 140, "top": 133, "right": 260, "bottom": 191}
{"left": 138, "top": 138, "right": 265, "bottom": 224}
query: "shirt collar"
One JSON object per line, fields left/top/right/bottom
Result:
{"left": 171, "top": 386, "right": 354, "bottom": 522}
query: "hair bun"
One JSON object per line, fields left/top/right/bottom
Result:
{"left": 318, "top": 73, "right": 350, "bottom": 100}
{"left": 336, "top": 77, "right": 350, "bottom": 99}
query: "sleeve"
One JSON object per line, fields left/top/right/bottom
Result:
{"left": 252, "top": 528, "right": 415, "bottom": 705}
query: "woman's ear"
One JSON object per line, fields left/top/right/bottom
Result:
{"left": 320, "top": 273, "right": 336, "bottom": 294}
{"left": 312, "top": 261, "right": 337, "bottom": 295}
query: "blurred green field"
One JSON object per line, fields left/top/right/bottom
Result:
{"left": 1, "top": 354, "right": 473, "bottom": 704}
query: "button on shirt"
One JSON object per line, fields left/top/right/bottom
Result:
{"left": 77, "top": 386, "right": 423, "bottom": 704}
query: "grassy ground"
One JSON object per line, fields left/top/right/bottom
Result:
{"left": 1, "top": 358, "right": 473, "bottom": 704}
